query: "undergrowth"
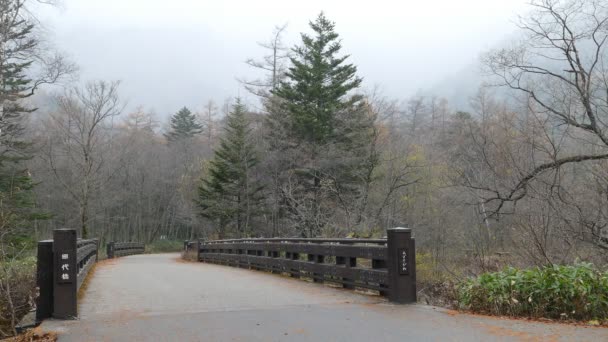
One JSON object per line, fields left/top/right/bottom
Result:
{"left": 0, "top": 257, "right": 36, "bottom": 338}
{"left": 457, "top": 262, "right": 608, "bottom": 321}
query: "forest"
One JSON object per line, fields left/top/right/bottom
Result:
{"left": 1, "top": 0, "right": 608, "bottom": 336}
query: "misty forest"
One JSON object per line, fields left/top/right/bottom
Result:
{"left": 2, "top": 0, "right": 608, "bottom": 336}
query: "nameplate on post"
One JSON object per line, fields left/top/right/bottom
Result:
{"left": 397, "top": 248, "right": 409, "bottom": 275}
{"left": 56, "top": 251, "right": 74, "bottom": 284}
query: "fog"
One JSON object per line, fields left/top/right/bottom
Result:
{"left": 36, "top": 0, "right": 529, "bottom": 115}
{"left": 4, "top": 2, "right": 608, "bottom": 335}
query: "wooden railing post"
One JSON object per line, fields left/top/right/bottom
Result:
{"left": 290, "top": 252, "right": 300, "bottom": 278}
{"left": 197, "top": 239, "right": 202, "bottom": 262}
{"left": 336, "top": 256, "right": 357, "bottom": 289}
{"left": 53, "top": 229, "right": 78, "bottom": 319}
{"left": 387, "top": 227, "right": 416, "bottom": 304}
{"left": 372, "top": 258, "right": 388, "bottom": 296}
{"left": 36, "top": 240, "right": 54, "bottom": 321}
{"left": 308, "top": 254, "right": 324, "bottom": 283}
{"left": 106, "top": 242, "right": 115, "bottom": 259}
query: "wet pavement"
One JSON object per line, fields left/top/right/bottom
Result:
{"left": 41, "top": 253, "right": 608, "bottom": 341}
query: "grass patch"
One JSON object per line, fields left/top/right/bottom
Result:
{"left": 146, "top": 240, "right": 184, "bottom": 253}
{"left": 457, "top": 262, "right": 608, "bottom": 321}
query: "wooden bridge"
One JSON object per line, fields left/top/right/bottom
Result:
{"left": 34, "top": 229, "right": 608, "bottom": 341}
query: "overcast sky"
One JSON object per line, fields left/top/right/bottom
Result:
{"left": 35, "top": 0, "right": 529, "bottom": 116}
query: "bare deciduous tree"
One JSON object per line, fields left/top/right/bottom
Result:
{"left": 478, "top": 0, "right": 608, "bottom": 213}
{"left": 239, "top": 23, "right": 290, "bottom": 99}
{"left": 43, "top": 81, "right": 123, "bottom": 238}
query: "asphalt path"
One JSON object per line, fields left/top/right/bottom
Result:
{"left": 41, "top": 253, "right": 608, "bottom": 341}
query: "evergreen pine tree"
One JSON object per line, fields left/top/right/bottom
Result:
{"left": 273, "top": 12, "right": 363, "bottom": 145}
{"left": 164, "top": 107, "right": 203, "bottom": 142}
{"left": 0, "top": 1, "right": 50, "bottom": 252}
{"left": 269, "top": 13, "right": 375, "bottom": 237}
{"left": 0, "top": 2, "right": 36, "bottom": 164}
{"left": 197, "top": 99, "right": 264, "bottom": 238}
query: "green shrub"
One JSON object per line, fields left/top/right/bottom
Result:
{"left": 146, "top": 240, "right": 184, "bottom": 253}
{"left": 0, "top": 257, "right": 36, "bottom": 337}
{"left": 457, "top": 262, "right": 608, "bottom": 320}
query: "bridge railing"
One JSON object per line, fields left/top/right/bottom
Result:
{"left": 76, "top": 238, "right": 99, "bottom": 290}
{"left": 106, "top": 241, "right": 145, "bottom": 258}
{"left": 36, "top": 229, "right": 99, "bottom": 321}
{"left": 184, "top": 240, "right": 197, "bottom": 251}
{"left": 195, "top": 228, "right": 416, "bottom": 303}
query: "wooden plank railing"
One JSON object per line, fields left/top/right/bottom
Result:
{"left": 201, "top": 238, "right": 388, "bottom": 292}
{"left": 76, "top": 238, "right": 99, "bottom": 291}
{"left": 193, "top": 228, "right": 417, "bottom": 303}
{"left": 106, "top": 241, "right": 145, "bottom": 258}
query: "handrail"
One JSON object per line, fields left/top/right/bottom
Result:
{"left": 107, "top": 241, "right": 145, "bottom": 258}
{"left": 198, "top": 241, "right": 388, "bottom": 291}
{"left": 77, "top": 238, "right": 98, "bottom": 248}
{"left": 76, "top": 238, "right": 99, "bottom": 291}
{"left": 195, "top": 229, "right": 417, "bottom": 303}
{"left": 204, "top": 237, "right": 387, "bottom": 245}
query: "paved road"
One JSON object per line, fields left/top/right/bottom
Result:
{"left": 42, "top": 253, "right": 607, "bottom": 341}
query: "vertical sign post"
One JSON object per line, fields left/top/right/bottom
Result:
{"left": 387, "top": 227, "right": 416, "bottom": 303}
{"left": 53, "top": 229, "right": 77, "bottom": 319}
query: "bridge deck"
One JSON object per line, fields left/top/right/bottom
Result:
{"left": 42, "top": 253, "right": 607, "bottom": 341}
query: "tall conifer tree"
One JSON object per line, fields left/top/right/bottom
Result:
{"left": 197, "top": 99, "right": 264, "bottom": 238}
{"left": 273, "top": 12, "right": 362, "bottom": 145}
{"left": 269, "top": 13, "right": 375, "bottom": 237}
{"left": 165, "top": 107, "right": 203, "bottom": 142}
{"left": 0, "top": 0, "right": 52, "bottom": 251}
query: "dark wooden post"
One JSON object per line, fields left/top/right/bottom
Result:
{"left": 372, "top": 258, "right": 388, "bottom": 296}
{"left": 106, "top": 242, "right": 115, "bottom": 259}
{"left": 36, "top": 240, "right": 54, "bottom": 321}
{"left": 253, "top": 250, "right": 263, "bottom": 270}
{"left": 53, "top": 229, "right": 78, "bottom": 319}
{"left": 94, "top": 239, "right": 99, "bottom": 262}
{"left": 387, "top": 227, "right": 416, "bottom": 304}
{"left": 197, "top": 239, "right": 202, "bottom": 262}
{"left": 337, "top": 256, "right": 357, "bottom": 289}
{"left": 307, "top": 254, "right": 315, "bottom": 279}
{"left": 269, "top": 250, "right": 279, "bottom": 273}
{"left": 307, "top": 254, "right": 324, "bottom": 283}
{"left": 291, "top": 253, "right": 300, "bottom": 278}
